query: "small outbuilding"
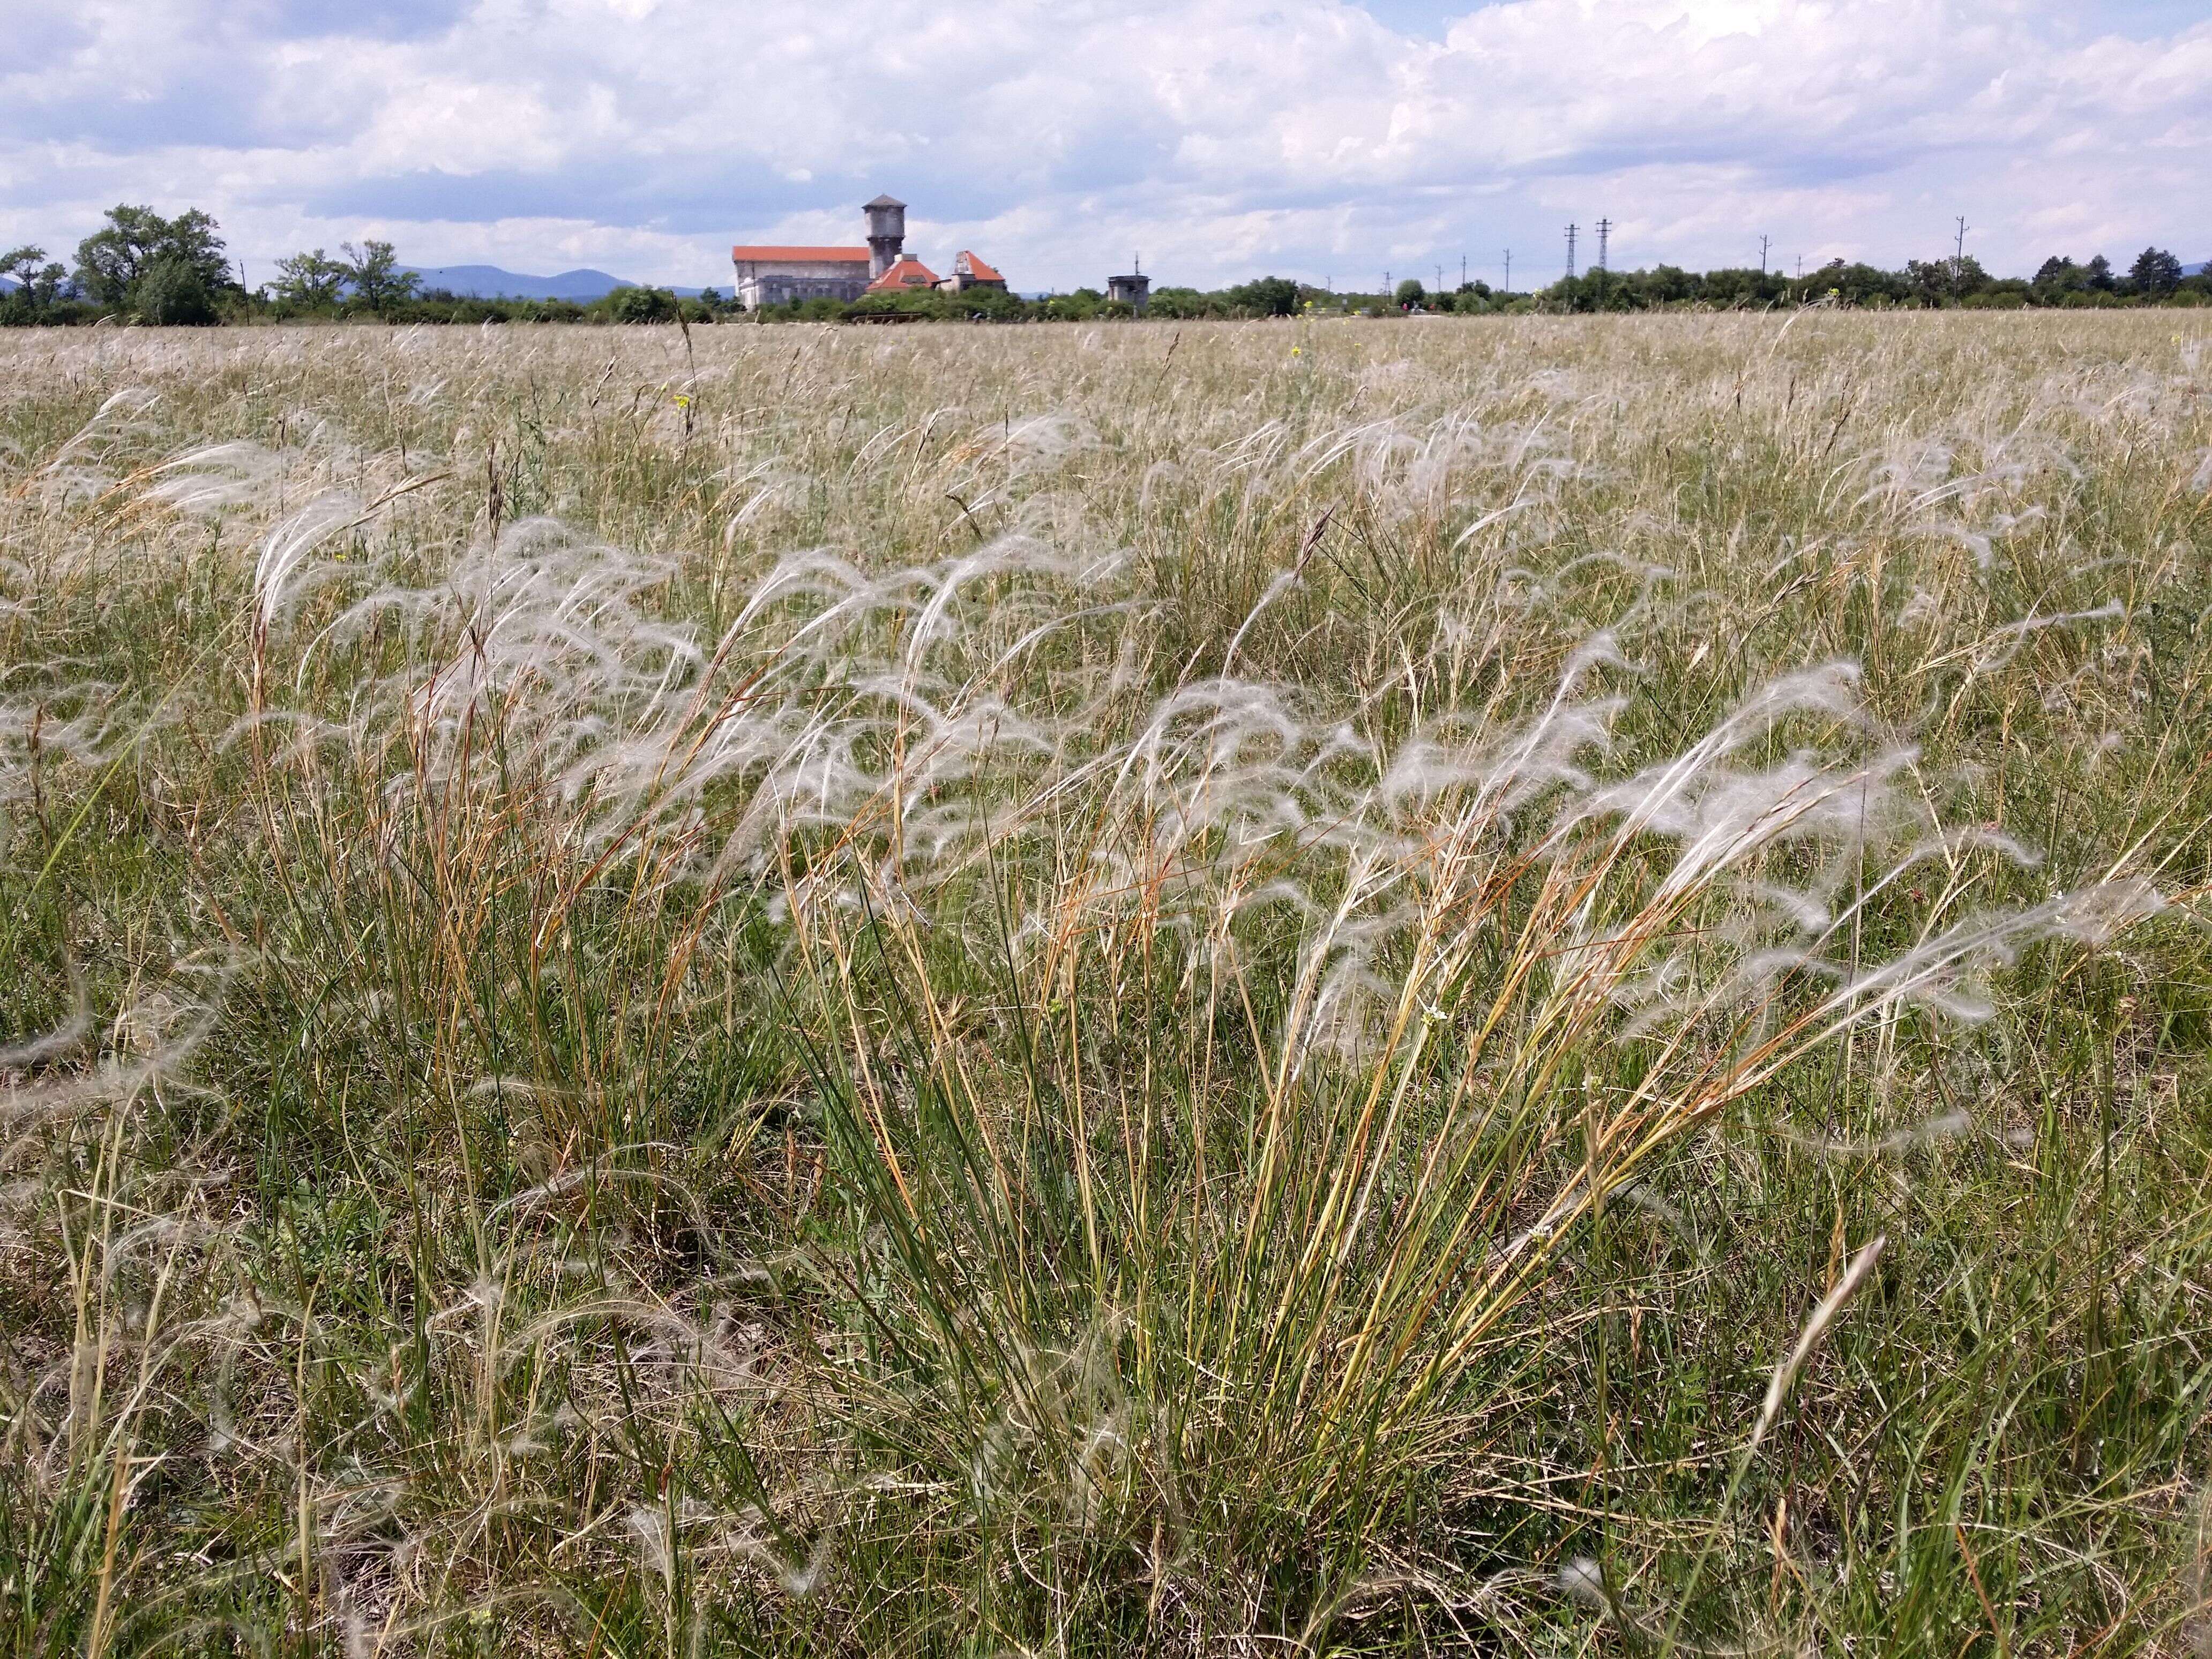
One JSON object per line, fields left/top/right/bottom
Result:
{"left": 1106, "top": 271, "right": 1150, "bottom": 312}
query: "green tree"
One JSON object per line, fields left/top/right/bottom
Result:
{"left": 73, "top": 206, "right": 233, "bottom": 308}
{"left": 1903, "top": 255, "right": 1989, "bottom": 304}
{"left": 74, "top": 206, "right": 165, "bottom": 303}
{"left": 1042, "top": 287, "right": 1105, "bottom": 321}
{"left": 1224, "top": 276, "right": 1300, "bottom": 317}
{"left": 340, "top": 240, "right": 420, "bottom": 313}
{"left": 1393, "top": 278, "right": 1426, "bottom": 308}
{"left": 1825, "top": 261, "right": 1907, "bottom": 305}
{"left": 2086, "top": 254, "right": 2116, "bottom": 292}
{"left": 1, "top": 245, "right": 68, "bottom": 309}
{"left": 1701, "top": 266, "right": 1788, "bottom": 306}
{"left": 1145, "top": 286, "right": 1223, "bottom": 319}
{"left": 272, "top": 249, "right": 349, "bottom": 309}
{"left": 604, "top": 285, "right": 678, "bottom": 323}
{"left": 158, "top": 210, "right": 231, "bottom": 289}
{"left": 2128, "top": 246, "right": 2183, "bottom": 297}
{"left": 133, "top": 256, "right": 219, "bottom": 325}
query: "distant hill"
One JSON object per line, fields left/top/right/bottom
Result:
{"left": 2187, "top": 260, "right": 2209, "bottom": 277}
{"left": 403, "top": 264, "right": 703, "bottom": 301}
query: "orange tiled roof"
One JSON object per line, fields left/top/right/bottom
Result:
{"left": 730, "top": 246, "right": 871, "bottom": 263}
{"left": 865, "top": 257, "right": 941, "bottom": 292}
{"left": 956, "top": 251, "right": 1005, "bottom": 282}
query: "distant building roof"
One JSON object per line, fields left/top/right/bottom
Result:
{"left": 955, "top": 251, "right": 1004, "bottom": 282}
{"left": 864, "top": 194, "right": 907, "bottom": 210}
{"left": 866, "top": 257, "right": 941, "bottom": 292}
{"left": 730, "top": 246, "right": 871, "bottom": 263}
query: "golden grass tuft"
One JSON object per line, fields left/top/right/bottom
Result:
{"left": 2, "top": 312, "right": 2210, "bottom": 1654}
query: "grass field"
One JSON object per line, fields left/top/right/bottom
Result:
{"left": 3, "top": 312, "right": 2210, "bottom": 1655}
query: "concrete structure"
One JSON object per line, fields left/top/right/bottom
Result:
{"left": 864, "top": 195, "right": 908, "bottom": 279}
{"left": 1106, "top": 271, "right": 1150, "bottom": 312}
{"left": 731, "top": 196, "right": 1004, "bottom": 311}
{"left": 940, "top": 251, "right": 1007, "bottom": 295}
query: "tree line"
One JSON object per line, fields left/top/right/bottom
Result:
{"left": 1518, "top": 245, "right": 2203, "bottom": 313}
{"left": 4, "top": 204, "right": 2204, "bottom": 327}
{"left": 1, "top": 206, "right": 430, "bottom": 325}
{"left": 0, "top": 205, "right": 704, "bottom": 326}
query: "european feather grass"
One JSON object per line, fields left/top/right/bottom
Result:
{"left": 2, "top": 313, "right": 2210, "bottom": 1654}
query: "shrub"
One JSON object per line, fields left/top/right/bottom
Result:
{"left": 603, "top": 285, "right": 680, "bottom": 323}
{"left": 1225, "top": 275, "right": 1302, "bottom": 317}
{"left": 132, "top": 256, "right": 219, "bottom": 326}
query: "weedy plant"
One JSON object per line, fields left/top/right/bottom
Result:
{"left": 2, "top": 313, "right": 2210, "bottom": 1655}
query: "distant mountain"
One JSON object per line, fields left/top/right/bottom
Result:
{"left": 403, "top": 264, "right": 703, "bottom": 301}
{"left": 2186, "top": 260, "right": 2208, "bottom": 277}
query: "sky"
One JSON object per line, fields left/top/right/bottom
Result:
{"left": 2, "top": 0, "right": 2208, "bottom": 294}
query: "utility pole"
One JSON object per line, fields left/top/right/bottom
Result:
{"left": 1596, "top": 218, "right": 1611, "bottom": 272}
{"left": 1503, "top": 249, "right": 1512, "bottom": 293}
{"left": 1954, "top": 215, "right": 1969, "bottom": 265}
{"left": 1565, "top": 223, "right": 1578, "bottom": 280}
{"left": 1460, "top": 253, "right": 1467, "bottom": 288}
{"left": 1436, "top": 264, "right": 1444, "bottom": 294}
{"left": 1759, "top": 234, "right": 1771, "bottom": 275}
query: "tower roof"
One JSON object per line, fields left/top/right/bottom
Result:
{"left": 864, "top": 194, "right": 906, "bottom": 210}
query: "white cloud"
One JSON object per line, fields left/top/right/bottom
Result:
{"left": 1, "top": 0, "right": 2206, "bottom": 290}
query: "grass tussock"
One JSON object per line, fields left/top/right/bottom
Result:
{"left": 3, "top": 313, "right": 2211, "bottom": 1654}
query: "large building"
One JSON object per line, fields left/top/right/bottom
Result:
{"left": 726, "top": 245, "right": 872, "bottom": 309}
{"left": 731, "top": 196, "right": 1007, "bottom": 310}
